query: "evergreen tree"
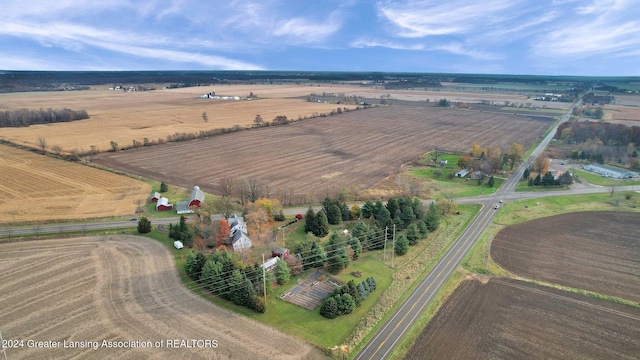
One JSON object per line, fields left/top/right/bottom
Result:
{"left": 357, "top": 282, "right": 369, "bottom": 301}
{"left": 327, "top": 234, "right": 350, "bottom": 274}
{"left": 528, "top": 178, "right": 534, "bottom": 187}
{"left": 401, "top": 205, "right": 416, "bottom": 226}
{"left": 405, "top": 223, "right": 419, "bottom": 245}
{"left": 417, "top": 220, "right": 429, "bottom": 238}
{"left": 348, "top": 236, "right": 362, "bottom": 260}
{"left": 200, "top": 259, "right": 224, "bottom": 293}
{"left": 273, "top": 259, "right": 290, "bottom": 285}
{"left": 395, "top": 233, "right": 409, "bottom": 255}
{"left": 523, "top": 168, "right": 530, "bottom": 180}
{"left": 314, "top": 210, "right": 330, "bottom": 237}
{"left": 386, "top": 198, "right": 399, "bottom": 219}
{"left": 228, "top": 269, "right": 245, "bottom": 305}
{"left": 361, "top": 200, "right": 375, "bottom": 219}
{"left": 320, "top": 297, "right": 339, "bottom": 319}
{"left": 366, "top": 276, "right": 377, "bottom": 292}
{"left": 160, "top": 181, "right": 169, "bottom": 192}
{"left": 185, "top": 251, "right": 207, "bottom": 281}
{"left": 137, "top": 216, "right": 152, "bottom": 233}
{"left": 345, "top": 280, "right": 362, "bottom": 306}
{"left": 251, "top": 295, "right": 266, "bottom": 313}
{"left": 337, "top": 293, "right": 356, "bottom": 315}
{"left": 533, "top": 173, "right": 542, "bottom": 186}
{"left": 340, "top": 202, "right": 351, "bottom": 221}
{"left": 488, "top": 176, "right": 495, "bottom": 187}
{"left": 304, "top": 207, "right": 316, "bottom": 234}
{"left": 542, "top": 171, "right": 555, "bottom": 186}
{"left": 424, "top": 202, "right": 440, "bottom": 232}
{"left": 306, "top": 241, "right": 326, "bottom": 269}
{"left": 375, "top": 205, "right": 391, "bottom": 228}
{"left": 326, "top": 204, "right": 342, "bottom": 225}
{"left": 351, "top": 222, "right": 370, "bottom": 250}
{"left": 412, "top": 197, "right": 425, "bottom": 220}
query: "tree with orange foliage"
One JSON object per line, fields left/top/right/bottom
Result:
{"left": 215, "top": 219, "right": 231, "bottom": 247}
{"left": 532, "top": 154, "right": 551, "bottom": 176}
{"left": 471, "top": 142, "right": 483, "bottom": 158}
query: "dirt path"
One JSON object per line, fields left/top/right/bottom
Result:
{"left": 0, "top": 236, "right": 325, "bottom": 359}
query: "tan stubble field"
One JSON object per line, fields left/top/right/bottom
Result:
{"left": 0, "top": 235, "right": 324, "bottom": 359}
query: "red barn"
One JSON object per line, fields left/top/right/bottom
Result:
{"left": 271, "top": 247, "right": 289, "bottom": 259}
{"left": 150, "top": 192, "right": 161, "bottom": 203}
{"left": 188, "top": 186, "right": 205, "bottom": 207}
{"left": 156, "top": 197, "right": 173, "bottom": 211}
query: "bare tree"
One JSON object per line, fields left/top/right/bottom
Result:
{"left": 253, "top": 114, "right": 264, "bottom": 127}
{"left": 37, "top": 137, "right": 47, "bottom": 154}
{"left": 219, "top": 176, "right": 235, "bottom": 198}
{"left": 213, "top": 196, "right": 240, "bottom": 219}
{"left": 247, "top": 178, "right": 264, "bottom": 203}
{"left": 202, "top": 111, "right": 208, "bottom": 123}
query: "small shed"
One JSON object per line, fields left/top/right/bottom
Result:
{"left": 174, "top": 240, "right": 184, "bottom": 249}
{"left": 261, "top": 257, "right": 278, "bottom": 271}
{"left": 271, "top": 247, "right": 290, "bottom": 259}
{"left": 455, "top": 169, "right": 469, "bottom": 178}
{"left": 150, "top": 192, "right": 161, "bottom": 203}
{"left": 470, "top": 171, "right": 487, "bottom": 180}
{"left": 156, "top": 197, "right": 174, "bottom": 211}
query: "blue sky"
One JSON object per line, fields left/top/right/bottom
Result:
{"left": 1, "top": 0, "right": 639, "bottom": 75}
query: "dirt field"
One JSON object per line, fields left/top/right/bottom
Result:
{"left": 492, "top": 211, "right": 640, "bottom": 302}
{"left": 0, "top": 84, "right": 545, "bottom": 154}
{"left": 0, "top": 86, "right": 353, "bottom": 153}
{"left": 0, "top": 144, "right": 150, "bottom": 224}
{"left": 94, "top": 104, "right": 553, "bottom": 201}
{"left": 0, "top": 235, "right": 324, "bottom": 360}
{"left": 404, "top": 278, "right": 640, "bottom": 359}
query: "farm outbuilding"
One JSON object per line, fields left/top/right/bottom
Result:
{"left": 272, "top": 247, "right": 289, "bottom": 259}
{"left": 156, "top": 197, "right": 173, "bottom": 211}
{"left": 150, "top": 192, "right": 161, "bottom": 203}
{"left": 188, "top": 186, "right": 205, "bottom": 207}
{"left": 582, "top": 164, "right": 639, "bottom": 179}
{"left": 176, "top": 201, "right": 194, "bottom": 214}
{"left": 261, "top": 257, "right": 279, "bottom": 271}
{"left": 455, "top": 169, "right": 469, "bottom": 178}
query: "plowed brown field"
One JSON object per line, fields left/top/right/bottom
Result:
{"left": 0, "top": 144, "right": 150, "bottom": 224}
{"left": 405, "top": 278, "right": 640, "bottom": 360}
{"left": 0, "top": 235, "right": 324, "bottom": 360}
{"left": 95, "top": 104, "right": 553, "bottom": 199}
{"left": 492, "top": 211, "right": 640, "bottom": 302}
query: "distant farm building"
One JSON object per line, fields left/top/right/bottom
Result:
{"left": 582, "top": 164, "right": 639, "bottom": 179}
{"left": 176, "top": 201, "right": 194, "bottom": 214}
{"left": 455, "top": 169, "right": 469, "bottom": 178}
{"left": 470, "top": 171, "right": 487, "bottom": 180}
{"left": 188, "top": 186, "right": 205, "bottom": 208}
{"left": 156, "top": 197, "right": 173, "bottom": 211}
{"left": 150, "top": 192, "right": 161, "bottom": 203}
{"left": 261, "top": 257, "right": 279, "bottom": 271}
{"left": 271, "top": 247, "right": 290, "bottom": 259}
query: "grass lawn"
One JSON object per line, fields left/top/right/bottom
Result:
{"left": 410, "top": 165, "right": 504, "bottom": 198}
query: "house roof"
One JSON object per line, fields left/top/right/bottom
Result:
{"left": 156, "top": 197, "right": 172, "bottom": 209}
{"left": 176, "top": 201, "right": 194, "bottom": 214}
{"left": 232, "top": 230, "right": 251, "bottom": 244}
{"left": 150, "top": 192, "right": 160, "bottom": 200}
{"left": 272, "top": 247, "right": 288, "bottom": 255}
{"left": 189, "top": 185, "right": 205, "bottom": 203}
{"left": 228, "top": 214, "right": 245, "bottom": 228}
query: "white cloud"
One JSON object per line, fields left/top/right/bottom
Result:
{"left": 377, "top": 0, "right": 515, "bottom": 37}
{"left": 350, "top": 38, "right": 425, "bottom": 50}
{"left": 432, "top": 43, "right": 503, "bottom": 61}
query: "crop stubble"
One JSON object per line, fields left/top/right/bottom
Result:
{"left": 95, "top": 104, "right": 553, "bottom": 199}
{"left": 0, "top": 235, "right": 324, "bottom": 360}
{"left": 0, "top": 144, "right": 150, "bottom": 224}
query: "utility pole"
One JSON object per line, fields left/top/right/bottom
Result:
{"left": 282, "top": 228, "right": 286, "bottom": 246}
{"left": 383, "top": 227, "right": 388, "bottom": 262}
{"left": 262, "top": 254, "right": 267, "bottom": 305}
{"left": 0, "top": 326, "right": 8, "bottom": 360}
{"left": 391, "top": 224, "right": 396, "bottom": 268}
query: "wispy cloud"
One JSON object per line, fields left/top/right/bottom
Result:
{"left": 377, "top": 0, "right": 515, "bottom": 37}
{"left": 350, "top": 38, "right": 425, "bottom": 50}
{"left": 432, "top": 43, "right": 503, "bottom": 61}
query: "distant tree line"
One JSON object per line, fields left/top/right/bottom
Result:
{"left": 0, "top": 108, "right": 89, "bottom": 127}
{"left": 556, "top": 120, "right": 640, "bottom": 146}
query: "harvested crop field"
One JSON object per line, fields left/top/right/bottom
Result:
{"left": 0, "top": 87, "right": 353, "bottom": 153}
{"left": 405, "top": 278, "right": 640, "bottom": 359}
{"left": 0, "top": 144, "right": 149, "bottom": 224}
{"left": 0, "top": 235, "right": 324, "bottom": 360}
{"left": 94, "top": 104, "right": 553, "bottom": 200}
{"left": 492, "top": 211, "right": 640, "bottom": 302}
